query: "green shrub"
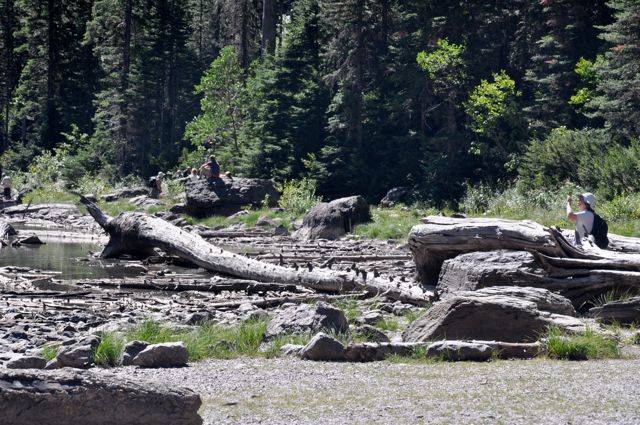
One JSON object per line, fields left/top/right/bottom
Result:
{"left": 518, "top": 127, "right": 608, "bottom": 192}
{"left": 277, "top": 178, "right": 321, "bottom": 216}
{"left": 546, "top": 326, "right": 620, "bottom": 360}
{"left": 353, "top": 206, "right": 426, "bottom": 240}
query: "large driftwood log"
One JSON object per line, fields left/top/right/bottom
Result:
{"left": 408, "top": 216, "right": 562, "bottom": 284}
{"left": 80, "top": 197, "right": 430, "bottom": 306}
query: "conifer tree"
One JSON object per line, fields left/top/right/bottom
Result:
{"left": 588, "top": 0, "right": 640, "bottom": 141}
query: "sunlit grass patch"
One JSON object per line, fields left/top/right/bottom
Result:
{"left": 353, "top": 206, "right": 425, "bottom": 240}
{"left": 546, "top": 326, "right": 620, "bottom": 360}
{"left": 39, "top": 344, "right": 60, "bottom": 362}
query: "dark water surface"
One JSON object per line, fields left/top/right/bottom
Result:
{"left": 0, "top": 239, "right": 126, "bottom": 280}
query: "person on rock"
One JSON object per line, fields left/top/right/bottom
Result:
{"left": 566, "top": 192, "right": 596, "bottom": 246}
{"left": 1, "top": 175, "right": 12, "bottom": 200}
{"left": 189, "top": 167, "right": 199, "bottom": 182}
{"left": 149, "top": 172, "right": 164, "bottom": 199}
{"left": 199, "top": 155, "right": 221, "bottom": 180}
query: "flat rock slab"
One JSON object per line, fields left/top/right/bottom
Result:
{"left": 455, "top": 286, "right": 576, "bottom": 316}
{"left": 589, "top": 297, "right": 640, "bottom": 324}
{"left": 437, "top": 250, "right": 547, "bottom": 297}
{"left": 0, "top": 369, "right": 202, "bottom": 425}
{"left": 185, "top": 177, "right": 279, "bottom": 217}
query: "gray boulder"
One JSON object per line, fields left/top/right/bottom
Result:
{"left": 132, "top": 342, "right": 189, "bottom": 368}
{"left": 265, "top": 301, "right": 348, "bottom": 340}
{"left": 426, "top": 340, "right": 493, "bottom": 361}
{"left": 121, "top": 340, "right": 150, "bottom": 366}
{"left": 54, "top": 335, "right": 101, "bottom": 369}
{"left": 279, "top": 344, "right": 304, "bottom": 357}
{"left": 354, "top": 325, "right": 391, "bottom": 343}
{"left": 294, "top": 195, "right": 371, "bottom": 240}
{"left": 437, "top": 250, "right": 547, "bottom": 298}
{"left": 379, "top": 186, "right": 409, "bottom": 207}
{"left": 5, "top": 355, "right": 47, "bottom": 369}
{"left": 185, "top": 177, "right": 279, "bottom": 217}
{"left": 403, "top": 289, "right": 576, "bottom": 343}
{"left": 0, "top": 369, "right": 202, "bottom": 425}
{"left": 300, "top": 332, "right": 345, "bottom": 361}
{"left": 345, "top": 342, "right": 417, "bottom": 362}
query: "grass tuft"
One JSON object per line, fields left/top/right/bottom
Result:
{"left": 546, "top": 326, "right": 620, "bottom": 360}
{"left": 40, "top": 344, "right": 60, "bottom": 362}
{"left": 93, "top": 332, "right": 126, "bottom": 366}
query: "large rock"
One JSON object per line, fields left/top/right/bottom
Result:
{"left": 437, "top": 250, "right": 547, "bottom": 297}
{"left": 54, "top": 335, "right": 101, "bottom": 369}
{"left": 121, "top": 340, "right": 150, "bottom": 366}
{"left": 264, "top": 302, "right": 348, "bottom": 340}
{"left": 0, "top": 369, "right": 202, "bottom": 425}
{"left": 132, "top": 342, "right": 189, "bottom": 368}
{"left": 299, "top": 332, "right": 346, "bottom": 361}
{"left": 294, "top": 196, "right": 371, "bottom": 240}
{"left": 403, "top": 289, "right": 579, "bottom": 343}
{"left": 184, "top": 177, "right": 279, "bottom": 217}
{"left": 379, "top": 186, "right": 409, "bottom": 207}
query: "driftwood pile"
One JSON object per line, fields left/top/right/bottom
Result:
{"left": 409, "top": 216, "right": 640, "bottom": 318}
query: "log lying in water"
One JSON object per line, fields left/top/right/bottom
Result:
{"left": 80, "top": 197, "right": 431, "bottom": 306}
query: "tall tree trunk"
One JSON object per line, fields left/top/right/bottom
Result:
{"left": 239, "top": 0, "right": 250, "bottom": 68}
{"left": 120, "top": 0, "right": 132, "bottom": 172}
{"left": 1, "top": 0, "right": 14, "bottom": 152}
{"left": 45, "top": 0, "right": 57, "bottom": 149}
{"left": 261, "top": 0, "right": 276, "bottom": 54}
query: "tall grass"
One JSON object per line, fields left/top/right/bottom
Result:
{"left": 546, "top": 326, "right": 620, "bottom": 360}
{"left": 93, "top": 332, "right": 126, "bottom": 366}
{"left": 353, "top": 206, "right": 431, "bottom": 240}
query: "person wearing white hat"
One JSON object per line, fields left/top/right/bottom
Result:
{"left": 566, "top": 192, "right": 597, "bottom": 244}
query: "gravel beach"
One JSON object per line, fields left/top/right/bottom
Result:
{"left": 96, "top": 357, "right": 640, "bottom": 424}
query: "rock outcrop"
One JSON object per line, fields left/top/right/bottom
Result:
{"left": 0, "top": 369, "right": 202, "bottom": 425}
{"left": 184, "top": 177, "right": 279, "bottom": 217}
{"left": 294, "top": 196, "right": 371, "bottom": 240}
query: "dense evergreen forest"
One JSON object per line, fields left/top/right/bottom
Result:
{"left": 0, "top": 0, "right": 639, "bottom": 206}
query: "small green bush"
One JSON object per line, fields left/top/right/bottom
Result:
{"left": 546, "top": 326, "right": 620, "bottom": 360}
{"left": 277, "top": 178, "right": 321, "bottom": 216}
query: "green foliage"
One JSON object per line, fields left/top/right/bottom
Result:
{"left": 546, "top": 326, "right": 620, "bottom": 360}
{"left": 93, "top": 332, "right": 126, "bottom": 366}
{"left": 374, "top": 317, "right": 400, "bottom": 332}
{"left": 465, "top": 70, "right": 521, "bottom": 138}
{"left": 518, "top": 127, "right": 609, "bottom": 192}
{"left": 590, "top": 289, "right": 638, "bottom": 308}
{"left": 417, "top": 39, "right": 467, "bottom": 94}
{"left": 276, "top": 178, "right": 321, "bottom": 216}
{"left": 185, "top": 46, "right": 248, "bottom": 173}
{"left": 569, "top": 57, "right": 601, "bottom": 110}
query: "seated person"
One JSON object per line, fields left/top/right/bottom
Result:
{"left": 199, "top": 155, "right": 221, "bottom": 180}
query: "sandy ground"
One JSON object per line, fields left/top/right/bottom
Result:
{"left": 96, "top": 357, "right": 640, "bottom": 424}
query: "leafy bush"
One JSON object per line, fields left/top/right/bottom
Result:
{"left": 518, "top": 127, "right": 608, "bottom": 192}
{"left": 277, "top": 178, "right": 321, "bottom": 216}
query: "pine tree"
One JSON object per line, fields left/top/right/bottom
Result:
{"left": 0, "top": 0, "right": 20, "bottom": 153}
{"left": 588, "top": 0, "right": 640, "bottom": 141}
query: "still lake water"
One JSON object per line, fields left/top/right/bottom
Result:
{"left": 0, "top": 238, "right": 127, "bottom": 280}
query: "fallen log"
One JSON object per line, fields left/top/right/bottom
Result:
{"left": 408, "top": 216, "right": 562, "bottom": 284}
{"left": 79, "top": 197, "right": 431, "bottom": 306}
